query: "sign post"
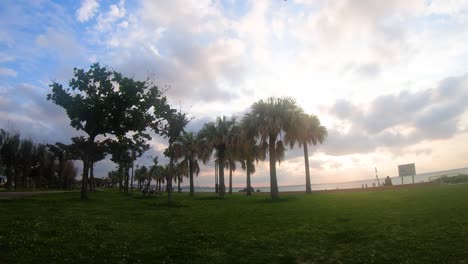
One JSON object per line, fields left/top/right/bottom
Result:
{"left": 398, "top": 163, "right": 416, "bottom": 185}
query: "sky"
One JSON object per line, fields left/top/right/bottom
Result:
{"left": 1, "top": 0, "right": 468, "bottom": 187}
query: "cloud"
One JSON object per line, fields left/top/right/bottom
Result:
{"left": 0, "top": 67, "right": 17, "bottom": 77}
{"left": 323, "top": 73, "right": 468, "bottom": 155}
{"left": 36, "top": 28, "right": 83, "bottom": 61}
{"left": 0, "top": 83, "right": 79, "bottom": 144}
{"left": 94, "top": 0, "right": 125, "bottom": 32}
{"left": 76, "top": 0, "right": 100, "bottom": 22}
{"left": 0, "top": 53, "right": 15, "bottom": 63}
{"left": 89, "top": 0, "right": 249, "bottom": 105}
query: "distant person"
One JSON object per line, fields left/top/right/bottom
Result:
{"left": 365, "top": 184, "right": 368, "bottom": 188}
{"left": 385, "top": 176, "right": 392, "bottom": 186}
{"left": 362, "top": 184, "right": 364, "bottom": 188}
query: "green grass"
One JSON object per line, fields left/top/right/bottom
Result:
{"left": 1, "top": 184, "right": 468, "bottom": 264}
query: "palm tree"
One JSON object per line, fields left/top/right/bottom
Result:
{"left": 285, "top": 113, "right": 327, "bottom": 193}
{"left": 137, "top": 165, "right": 151, "bottom": 195}
{"left": 197, "top": 116, "right": 237, "bottom": 197}
{"left": 174, "top": 161, "right": 188, "bottom": 192}
{"left": 173, "top": 132, "right": 201, "bottom": 196}
{"left": 243, "top": 97, "right": 303, "bottom": 199}
{"left": 238, "top": 133, "right": 266, "bottom": 196}
{"left": 226, "top": 123, "right": 242, "bottom": 195}
{"left": 161, "top": 111, "right": 190, "bottom": 204}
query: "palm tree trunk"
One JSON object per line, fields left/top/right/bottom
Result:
{"left": 167, "top": 156, "right": 174, "bottom": 204}
{"left": 229, "top": 162, "right": 233, "bottom": 194}
{"left": 246, "top": 161, "right": 252, "bottom": 196}
{"left": 189, "top": 159, "right": 194, "bottom": 196}
{"left": 303, "top": 142, "right": 312, "bottom": 194}
{"left": 269, "top": 136, "right": 279, "bottom": 199}
{"left": 218, "top": 152, "right": 225, "bottom": 197}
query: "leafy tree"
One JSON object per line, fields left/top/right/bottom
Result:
{"left": 88, "top": 141, "right": 108, "bottom": 191}
{"left": 108, "top": 134, "right": 150, "bottom": 193}
{"left": 0, "top": 131, "right": 20, "bottom": 189}
{"left": 107, "top": 170, "right": 121, "bottom": 188}
{"left": 285, "top": 113, "right": 327, "bottom": 193}
{"left": 48, "top": 63, "right": 171, "bottom": 199}
{"left": 62, "top": 160, "right": 78, "bottom": 189}
{"left": 243, "top": 97, "right": 302, "bottom": 199}
{"left": 19, "top": 139, "right": 35, "bottom": 189}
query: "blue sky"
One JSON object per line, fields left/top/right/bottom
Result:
{"left": 1, "top": 0, "right": 468, "bottom": 187}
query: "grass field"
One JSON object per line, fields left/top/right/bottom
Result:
{"left": 1, "top": 184, "right": 467, "bottom": 264}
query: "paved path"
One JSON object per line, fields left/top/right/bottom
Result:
{"left": 0, "top": 191, "right": 77, "bottom": 200}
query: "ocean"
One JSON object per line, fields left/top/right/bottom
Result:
{"left": 183, "top": 167, "right": 468, "bottom": 193}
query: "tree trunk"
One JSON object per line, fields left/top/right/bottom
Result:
{"left": 246, "top": 160, "right": 252, "bottom": 196}
{"left": 5, "top": 166, "right": 12, "bottom": 190}
{"left": 124, "top": 166, "right": 129, "bottom": 193}
{"left": 189, "top": 159, "right": 194, "bottom": 196}
{"left": 218, "top": 151, "right": 225, "bottom": 197}
{"left": 214, "top": 161, "right": 218, "bottom": 193}
{"left": 144, "top": 178, "right": 151, "bottom": 196}
{"left": 14, "top": 167, "right": 19, "bottom": 190}
{"left": 167, "top": 156, "right": 174, "bottom": 204}
{"left": 81, "top": 135, "right": 96, "bottom": 199}
{"left": 229, "top": 162, "right": 233, "bottom": 195}
{"left": 58, "top": 158, "right": 64, "bottom": 189}
{"left": 22, "top": 167, "right": 27, "bottom": 190}
{"left": 303, "top": 142, "right": 311, "bottom": 194}
{"left": 118, "top": 169, "right": 123, "bottom": 192}
{"left": 130, "top": 160, "right": 134, "bottom": 193}
{"left": 89, "top": 161, "right": 95, "bottom": 192}
{"left": 177, "top": 176, "right": 181, "bottom": 193}
{"left": 269, "top": 135, "right": 279, "bottom": 199}
{"left": 81, "top": 160, "right": 89, "bottom": 199}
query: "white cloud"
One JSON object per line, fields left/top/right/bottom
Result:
{"left": 0, "top": 67, "right": 17, "bottom": 77}
{"left": 76, "top": 0, "right": 100, "bottom": 23}
{"left": 36, "top": 28, "right": 83, "bottom": 60}
{"left": 95, "top": 0, "right": 126, "bottom": 32}
{"left": 0, "top": 53, "right": 15, "bottom": 63}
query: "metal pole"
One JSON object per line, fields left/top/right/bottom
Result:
{"left": 375, "top": 167, "right": 380, "bottom": 186}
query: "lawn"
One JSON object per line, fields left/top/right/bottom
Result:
{"left": 1, "top": 184, "right": 467, "bottom": 264}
